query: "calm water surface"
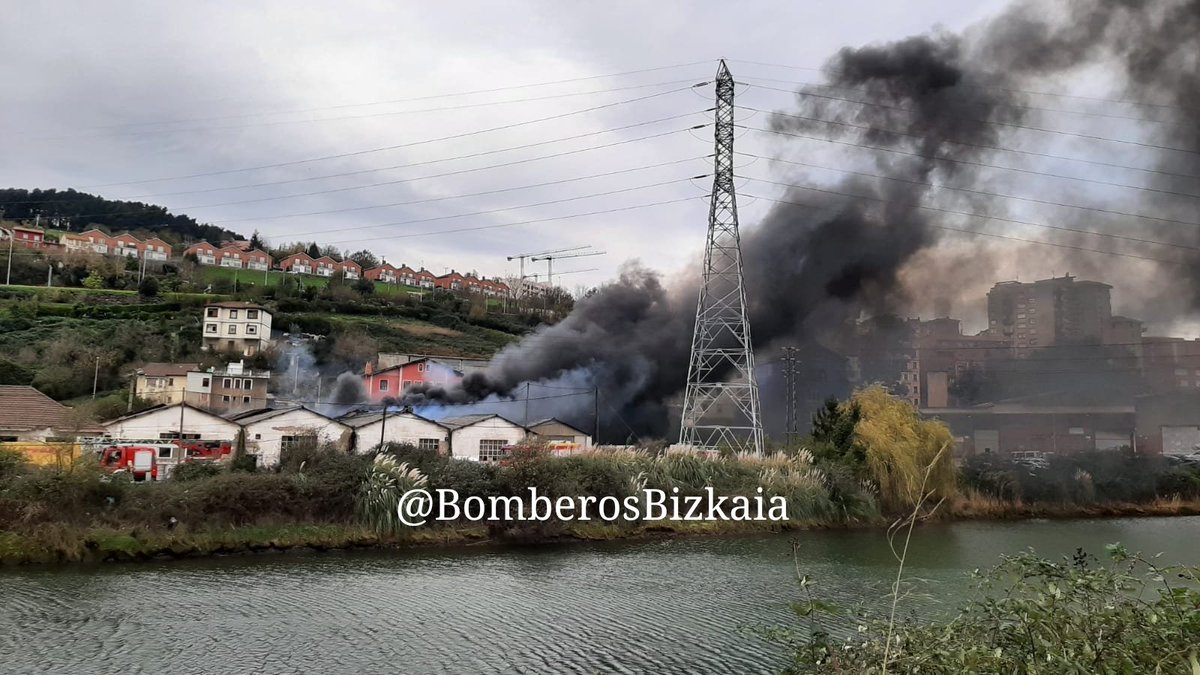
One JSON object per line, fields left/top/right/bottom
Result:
{"left": 2, "top": 516, "right": 1198, "bottom": 674}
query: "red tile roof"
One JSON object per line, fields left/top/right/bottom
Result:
{"left": 0, "top": 386, "right": 101, "bottom": 433}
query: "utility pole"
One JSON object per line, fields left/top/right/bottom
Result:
{"left": 128, "top": 369, "right": 140, "bottom": 413}
{"left": 179, "top": 399, "right": 186, "bottom": 440}
{"left": 524, "top": 382, "right": 531, "bottom": 425}
{"left": 4, "top": 231, "right": 12, "bottom": 286}
{"left": 593, "top": 386, "right": 600, "bottom": 447}
{"left": 679, "top": 60, "right": 764, "bottom": 454}
{"left": 379, "top": 401, "right": 389, "bottom": 450}
{"left": 92, "top": 356, "right": 100, "bottom": 399}
{"left": 782, "top": 347, "right": 800, "bottom": 445}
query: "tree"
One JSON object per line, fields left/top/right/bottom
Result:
{"left": 851, "top": 385, "right": 957, "bottom": 513}
{"left": 82, "top": 270, "right": 104, "bottom": 289}
{"left": 306, "top": 242, "right": 321, "bottom": 259}
{"left": 348, "top": 250, "right": 379, "bottom": 270}
{"left": 248, "top": 230, "right": 265, "bottom": 251}
{"left": 331, "top": 331, "right": 379, "bottom": 370}
{"left": 809, "top": 396, "right": 865, "bottom": 470}
{"left": 138, "top": 275, "right": 159, "bottom": 298}
{"left": 352, "top": 276, "right": 376, "bottom": 296}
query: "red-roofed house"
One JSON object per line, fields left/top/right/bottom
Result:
{"left": 184, "top": 241, "right": 218, "bottom": 265}
{"left": 0, "top": 385, "right": 102, "bottom": 441}
{"left": 0, "top": 226, "right": 46, "bottom": 249}
{"left": 463, "top": 273, "right": 484, "bottom": 294}
{"left": 414, "top": 268, "right": 437, "bottom": 289}
{"left": 339, "top": 259, "right": 362, "bottom": 280}
{"left": 280, "top": 252, "right": 315, "bottom": 275}
{"left": 63, "top": 228, "right": 115, "bottom": 255}
{"left": 365, "top": 263, "right": 397, "bottom": 283}
{"left": 314, "top": 256, "right": 338, "bottom": 278}
{"left": 143, "top": 237, "right": 173, "bottom": 261}
{"left": 112, "top": 232, "right": 143, "bottom": 257}
{"left": 395, "top": 265, "right": 418, "bottom": 286}
{"left": 244, "top": 249, "right": 272, "bottom": 271}
{"left": 435, "top": 270, "right": 465, "bottom": 291}
{"left": 217, "top": 244, "right": 246, "bottom": 268}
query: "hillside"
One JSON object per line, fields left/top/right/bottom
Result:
{"left": 0, "top": 188, "right": 242, "bottom": 244}
{"left": 0, "top": 284, "right": 535, "bottom": 417}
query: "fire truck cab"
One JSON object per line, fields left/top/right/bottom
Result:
{"left": 100, "top": 445, "right": 160, "bottom": 481}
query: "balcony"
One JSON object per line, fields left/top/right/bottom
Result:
{"left": 246, "top": 261, "right": 268, "bottom": 271}
{"left": 197, "top": 254, "right": 216, "bottom": 265}
{"left": 220, "top": 257, "right": 243, "bottom": 268}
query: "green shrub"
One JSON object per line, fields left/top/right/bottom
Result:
{"left": 171, "top": 462, "right": 221, "bottom": 482}
{"left": 769, "top": 545, "right": 1200, "bottom": 674}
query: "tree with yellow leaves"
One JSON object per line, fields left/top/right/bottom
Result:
{"left": 851, "top": 385, "right": 957, "bottom": 513}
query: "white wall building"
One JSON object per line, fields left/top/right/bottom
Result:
{"left": 230, "top": 407, "right": 351, "bottom": 467}
{"left": 202, "top": 302, "right": 273, "bottom": 356}
{"left": 340, "top": 410, "right": 449, "bottom": 453}
{"left": 102, "top": 403, "right": 242, "bottom": 443}
{"left": 442, "top": 414, "right": 529, "bottom": 462}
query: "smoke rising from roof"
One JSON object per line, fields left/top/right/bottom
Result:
{"left": 405, "top": 0, "right": 1200, "bottom": 438}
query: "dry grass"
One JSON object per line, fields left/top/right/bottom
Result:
{"left": 395, "top": 320, "right": 463, "bottom": 337}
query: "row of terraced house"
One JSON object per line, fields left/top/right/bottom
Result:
{"left": 6, "top": 225, "right": 517, "bottom": 298}
{"left": 186, "top": 243, "right": 513, "bottom": 297}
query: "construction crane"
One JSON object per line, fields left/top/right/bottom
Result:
{"left": 531, "top": 250, "right": 606, "bottom": 289}
{"left": 507, "top": 245, "right": 592, "bottom": 299}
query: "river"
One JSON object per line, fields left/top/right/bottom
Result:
{"left": 2, "top": 516, "right": 1198, "bottom": 674}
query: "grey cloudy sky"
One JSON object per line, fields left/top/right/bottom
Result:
{"left": 8, "top": 0, "right": 1190, "bottom": 333}
{"left": 0, "top": 2, "right": 1003, "bottom": 282}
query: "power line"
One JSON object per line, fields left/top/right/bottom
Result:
{"left": 723, "top": 58, "right": 1195, "bottom": 114}
{"left": 79, "top": 84, "right": 705, "bottom": 189}
{"left": 22, "top": 79, "right": 704, "bottom": 140}
{"left": 735, "top": 74, "right": 1179, "bottom": 127}
{"left": 738, "top": 189, "right": 1193, "bottom": 267}
{"left": 741, "top": 123, "right": 1200, "bottom": 197}
{"left": 55, "top": 61, "right": 717, "bottom": 133}
{"left": 207, "top": 155, "right": 707, "bottom": 225}
{"left": 286, "top": 176, "right": 701, "bottom": 243}
{"left": 739, "top": 107, "right": 1200, "bottom": 187}
{"left": 744, "top": 81, "right": 1200, "bottom": 155}
{"left": 736, "top": 157, "right": 1200, "bottom": 243}
{"left": 325, "top": 193, "right": 702, "bottom": 247}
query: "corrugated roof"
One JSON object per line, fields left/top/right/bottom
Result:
{"left": 336, "top": 410, "right": 445, "bottom": 429}
{"left": 440, "top": 414, "right": 522, "bottom": 430}
{"left": 140, "top": 362, "right": 200, "bottom": 378}
{"left": 527, "top": 418, "right": 589, "bottom": 435}
{"left": 0, "top": 386, "right": 101, "bottom": 433}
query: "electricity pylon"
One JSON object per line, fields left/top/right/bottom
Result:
{"left": 679, "top": 60, "right": 764, "bottom": 454}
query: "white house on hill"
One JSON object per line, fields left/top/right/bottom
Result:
{"left": 441, "top": 414, "right": 528, "bottom": 462}
{"left": 228, "top": 407, "right": 351, "bottom": 466}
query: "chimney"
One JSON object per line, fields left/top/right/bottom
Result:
{"left": 364, "top": 363, "right": 374, "bottom": 376}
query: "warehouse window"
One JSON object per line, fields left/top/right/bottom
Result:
{"left": 418, "top": 438, "right": 440, "bottom": 452}
{"left": 281, "top": 435, "right": 318, "bottom": 453}
{"left": 479, "top": 439, "right": 508, "bottom": 463}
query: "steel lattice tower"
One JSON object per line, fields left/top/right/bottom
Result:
{"left": 679, "top": 60, "right": 764, "bottom": 454}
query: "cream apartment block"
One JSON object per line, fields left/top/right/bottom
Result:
{"left": 201, "top": 302, "right": 273, "bottom": 356}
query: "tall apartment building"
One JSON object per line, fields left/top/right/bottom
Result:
{"left": 986, "top": 275, "right": 1112, "bottom": 351}
{"left": 201, "top": 302, "right": 273, "bottom": 356}
{"left": 184, "top": 361, "right": 272, "bottom": 413}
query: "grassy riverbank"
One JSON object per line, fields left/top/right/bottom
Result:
{"left": 4, "top": 492, "right": 1199, "bottom": 565}
{"left": 4, "top": 387, "right": 1200, "bottom": 566}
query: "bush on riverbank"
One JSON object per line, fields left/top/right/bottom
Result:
{"left": 962, "top": 451, "right": 1200, "bottom": 505}
{"left": 767, "top": 545, "right": 1200, "bottom": 674}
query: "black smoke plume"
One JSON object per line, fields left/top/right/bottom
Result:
{"left": 406, "top": 0, "right": 1200, "bottom": 438}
